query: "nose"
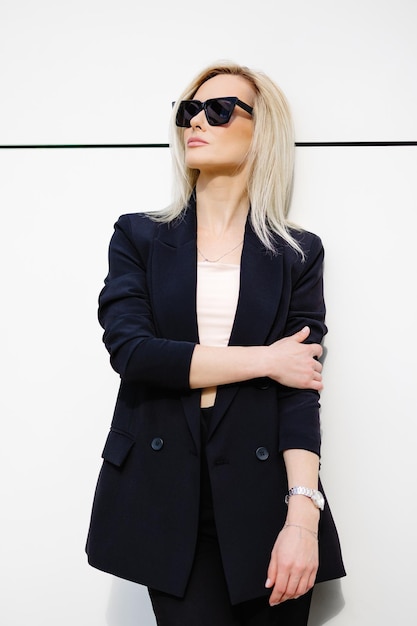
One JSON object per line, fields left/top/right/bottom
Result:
{"left": 190, "top": 107, "right": 206, "bottom": 129}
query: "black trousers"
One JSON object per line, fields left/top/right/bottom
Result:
{"left": 148, "top": 530, "right": 313, "bottom": 625}
{"left": 148, "top": 409, "right": 313, "bottom": 626}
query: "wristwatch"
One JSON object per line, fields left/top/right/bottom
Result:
{"left": 285, "top": 486, "right": 325, "bottom": 511}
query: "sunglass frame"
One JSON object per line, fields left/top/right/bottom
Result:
{"left": 174, "top": 97, "right": 253, "bottom": 127}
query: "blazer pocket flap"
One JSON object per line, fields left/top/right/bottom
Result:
{"left": 102, "top": 430, "right": 135, "bottom": 467}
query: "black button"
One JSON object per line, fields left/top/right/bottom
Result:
{"left": 151, "top": 437, "right": 164, "bottom": 451}
{"left": 255, "top": 446, "right": 269, "bottom": 461}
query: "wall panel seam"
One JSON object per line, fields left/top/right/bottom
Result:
{"left": 0, "top": 141, "right": 417, "bottom": 150}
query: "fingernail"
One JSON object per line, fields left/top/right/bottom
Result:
{"left": 265, "top": 578, "right": 271, "bottom": 588}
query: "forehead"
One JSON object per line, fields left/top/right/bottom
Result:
{"left": 194, "top": 74, "right": 255, "bottom": 104}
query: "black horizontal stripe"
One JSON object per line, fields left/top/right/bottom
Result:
{"left": 0, "top": 141, "right": 416, "bottom": 149}
{"left": 0, "top": 143, "right": 170, "bottom": 149}
{"left": 296, "top": 141, "right": 417, "bottom": 147}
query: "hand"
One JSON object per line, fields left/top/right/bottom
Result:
{"left": 265, "top": 524, "right": 319, "bottom": 606}
{"left": 267, "top": 326, "right": 323, "bottom": 390}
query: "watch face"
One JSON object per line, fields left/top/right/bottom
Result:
{"left": 312, "top": 491, "right": 325, "bottom": 510}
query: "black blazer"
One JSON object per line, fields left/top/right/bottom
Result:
{"left": 86, "top": 198, "right": 345, "bottom": 604}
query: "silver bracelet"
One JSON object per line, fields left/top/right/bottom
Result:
{"left": 283, "top": 523, "right": 318, "bottom": 540}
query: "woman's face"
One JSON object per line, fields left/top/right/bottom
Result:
{"left": 183, "top": 74, "right": 255, "bottom": 176}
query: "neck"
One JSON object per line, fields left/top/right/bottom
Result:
{"left": 195, "top": 176, "right": 249, "bottom": 235}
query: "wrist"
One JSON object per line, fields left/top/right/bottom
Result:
{"left": 286, "top": 494, "right": 321, "bottom": 528}
{"left": 283, "top": 523, "right": 318, "bottom": 540}
{"left": 250, "top": 346, "right": 271, "bottom": 379}
{"left": 261, "top": 344, "right": 284, "bottom": 381}
{"left": 285, "top": 486, "right": 325, "bottom": 511}
{"left": 286, "top": 508, "right": 320, "bottom": 530}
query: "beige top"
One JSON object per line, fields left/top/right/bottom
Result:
{"left": 196, "top": 261, "right": 240, "bottom": 347}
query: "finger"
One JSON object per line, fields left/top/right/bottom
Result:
{"left": 304, "top": 368, "right": 322, "bottom": 388}
{"left": 310, "top": 343, "right": 323, "bottom": 359}
{"left": 265, "top": 556, "right": 278, "bottom": 589}
{"left": 280, "top": 572, "right": 313, "bottom": 604}
{"left": 310, "top": 378, "right": 324, "bottom": 391}
{"left": 283, "top": 576, "right": 302, "bottom": 600}
{"left": 269, "top": 583, "right": 286, "bottom": 606}
{"left": 269, "top": 570, "right": 291, "bottom": 605}
{"left": 314, "top": 360, "right": 323, "bottom": 373}
{"left": 306, "top": 568, "right": 318, "bottom": 592}
{"left": 292, "top": 326, "right": 311, "bottom": 343}
{"left": 299, "top": 375, "right": 323, "bottom": 391}
{"left": 292, "top": 576, "right": 309, "bottom": 600}
{"left": 294, "top": 564, "right": 317, "bottom": 599}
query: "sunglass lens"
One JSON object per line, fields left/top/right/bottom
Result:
{"left": 205, "top": 98, "right": 235, "bottom": 125}
{"left": 176, "top": 101, "right": 202, "bottom": 127}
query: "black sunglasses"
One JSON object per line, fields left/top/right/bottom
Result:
{"left": 174, "top": 97, "right": 253, "bottom": 127}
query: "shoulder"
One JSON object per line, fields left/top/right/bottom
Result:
{"left": 274, "top": 227, "right": 324, "bottom": 265}
{"left": 110, "top": 212, "right": 166, "bottom": 254}
{"left": 291, "top": 227, "right": 324, "bottom": 256}
{"left": 114, "top": 211, "right": 192, "bottom": 241}
{"left": 114, "top": 212, "right": 161, "bottom": 240}
{"left": 266, "top": 228, "right": 325, "bottom": 288}
{"left": 103, "top": 213, "right": 163, "bottom": 269}
{"left": 109, "top": 210, "right": 195, "bottom": 262}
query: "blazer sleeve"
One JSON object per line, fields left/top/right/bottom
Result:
{"left": 277, "top": 233, "right": 327, "bottom": 456}
{"left": 98, "top": 214, "right": 196, "bottom": 389}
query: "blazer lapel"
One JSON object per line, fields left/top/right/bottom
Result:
{"left": 150, "top": 201, "right": 201, "bottom": 450}
{"left": 229, "top": 220, "right": 284, "bottom": 347}
{"left": 209, "top": 220, "right": 284, "bottom": 438}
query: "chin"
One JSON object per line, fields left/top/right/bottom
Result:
{"left": 186, "top": 158, "right": 213, "bottom": 171}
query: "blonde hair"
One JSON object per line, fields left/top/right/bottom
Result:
{"left": 155, "top": 60, "right": 303, "bottom": 256}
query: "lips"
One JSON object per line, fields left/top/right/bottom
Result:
{"left": 187, "top": 137, "right": 208, "bottom": 146}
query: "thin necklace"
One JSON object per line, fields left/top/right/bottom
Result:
{"left": 197, "top": 240, "right": 244, "bottom": 263}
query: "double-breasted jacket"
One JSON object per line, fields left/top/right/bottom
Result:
{"left": 86, "top": 198, "right": 345, "bottom": 604}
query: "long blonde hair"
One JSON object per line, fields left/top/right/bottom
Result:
{"left": 155, "top": 60, "right": 303, "bottom": 256}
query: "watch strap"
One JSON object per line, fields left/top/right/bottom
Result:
{"left": 285, "top": 486, "right": 325, "bottom": 510}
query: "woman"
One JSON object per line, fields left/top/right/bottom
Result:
{"left": 86, "top": 61, "right": 345, "bottom": 625}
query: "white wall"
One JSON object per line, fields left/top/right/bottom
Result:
{"left": 1, "top": 2, "right": 416, "bottom": 625}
